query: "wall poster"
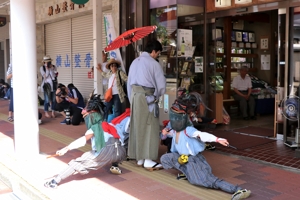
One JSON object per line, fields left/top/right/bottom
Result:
{"left": 177, "top": 29, "right": 193, "bottom": 58}
{"left": 195, "top": 56, "right": 203, "bottom": 73}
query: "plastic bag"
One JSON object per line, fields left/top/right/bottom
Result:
{"left": 223, "top": 107, "right": 230, "bottom": 125}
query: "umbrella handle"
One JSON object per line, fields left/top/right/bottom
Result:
{"left": 131, "top": 40, "right": 138, "bottom": 56}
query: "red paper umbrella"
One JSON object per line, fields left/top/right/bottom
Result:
{"left": 104, "top": 25, "right": 157, "bottom": 52}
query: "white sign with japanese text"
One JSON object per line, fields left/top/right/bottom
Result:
{"left": 104, "top": 14, "right": 125, "bottom": 73}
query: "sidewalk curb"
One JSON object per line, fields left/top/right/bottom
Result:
{"left": 0, "top": 161, "right": 50, "bottom": 200}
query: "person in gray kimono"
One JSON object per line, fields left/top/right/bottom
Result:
{"left": 127, "top": 39, "right": 166, "bottom": 171}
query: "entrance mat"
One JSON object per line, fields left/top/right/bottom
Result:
{"left": 211, "top": 130, "right": 276, "bottom": 150}
{"left": 232, "top": 126, "right": 274, "bottom": 137}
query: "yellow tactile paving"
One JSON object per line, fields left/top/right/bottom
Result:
{"left": 39, "top": 127, "right": 90, "bottom": 152}
{"left": 121, "top": 160, "right": 231, "bottom": 200}
{"left": 0, "top": 113, "right": 12, "bottom": 123}
{"left": 0, "top": 111, "right": 232, "bottom": 200}
{"left": 38, "top": 127, "right": 231, "bottom": 200}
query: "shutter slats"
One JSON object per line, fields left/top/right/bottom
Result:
{"left": 45, "top": 20, "right": 72, "bottom": 87}
{"left": 71, "top": 15, "right": 93, "bottom": 100}
{"left": 45, "top": 14, "right": 104, "bottom": 100}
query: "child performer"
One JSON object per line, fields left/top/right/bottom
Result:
{"left": 44, "top": 94, "right": 127, "bottom": 188}
{"left": 160, "top": 107, "right": 251, "bottom": 200}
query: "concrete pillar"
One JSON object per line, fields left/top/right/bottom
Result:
{"left": 93, "top": 0, "right": 103, "bottom": 95}
{"left": 10, "top": 0, "right": 39, "bottom": 157}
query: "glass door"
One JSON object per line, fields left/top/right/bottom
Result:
{"left": 282, "top": 6, "right": 300, "bottom": 148}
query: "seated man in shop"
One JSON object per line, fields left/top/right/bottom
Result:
{"left": 55, "top": 83, "right": 85, "bottom": 125}
{"left": 232, "top": 66, "right": 256, "bottom": 120}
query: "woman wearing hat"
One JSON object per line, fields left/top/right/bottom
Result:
{"left": 40, "top": 56, "right": 57, "bottom": 118}
{"left": 97, "top": 58, "right": 128, "bottom": 121}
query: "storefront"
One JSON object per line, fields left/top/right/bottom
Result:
{"left": 36, "top": 0, "right": 120, "bottom": 100}
{"left": 121, "top": 0, "right": 207, "bottom": 123}
{"left": 206, "top": 0, "right": 300, "bottom": 147}
{"left": 121, "top": 0, "right": 300, "bottom": 147}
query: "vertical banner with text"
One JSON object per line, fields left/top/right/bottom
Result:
{"left": 104, "top": 14, "right": 125, "bottom": 73}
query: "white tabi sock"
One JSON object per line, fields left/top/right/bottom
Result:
{"left": 143, "top": 159, "right": 162, "bottom": 168}
{"left": 137, "top": 159, "right": 144, "bottom": 166}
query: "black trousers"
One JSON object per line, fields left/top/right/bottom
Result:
{"left": 56, "top": 102, "right": 83, "bottom": 125}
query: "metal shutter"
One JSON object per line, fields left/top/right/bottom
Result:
{"left": 71, "top": 14, "right": 93, "bottom": 100}
{"left": 45, "top": 19, "right": 72, "bottom": 87}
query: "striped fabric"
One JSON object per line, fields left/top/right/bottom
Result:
{"left": 56, "top": 137, "right": 126, "bottom": 182}
{"left": 160, "top": 153, "right": 241, "bottom": 194}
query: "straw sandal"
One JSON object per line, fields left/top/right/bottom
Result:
{"left": 110, "top": 166, "right": 122, "bottom": 175}
{"left": 144, "top": 163, "right": 163, "bottom": 172}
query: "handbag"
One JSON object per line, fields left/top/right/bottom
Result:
{"left": 117, "top": 70, "right": 127, "bottom": 96}
{"left": 104, "top": 76, "right": 116, "bottom": 102}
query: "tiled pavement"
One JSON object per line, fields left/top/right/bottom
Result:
{"left": 1, "top": 99, "right": 300, "bottom": 199}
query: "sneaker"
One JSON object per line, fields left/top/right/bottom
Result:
{"left": 44, "top": 179, "right": 58, "bottom": 189}
{"left": 232, "top": 189, "right": 251, "bottom": 200}
{"left": 60, "top": 119, "right": 67, "bottom": 124}
{"left": 177, "top": 173, "right": 187, "bottom": 180}
{"left": 38, "top": 119, "right": 42, "bottom": 125}
{"left": 205, "top": 143, "right": 216, "bottom": 151}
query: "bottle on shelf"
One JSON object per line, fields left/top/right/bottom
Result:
{"left": 181, "top": 37, "right": 185, "bottom": 56}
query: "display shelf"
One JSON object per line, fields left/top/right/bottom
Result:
{"left": 216, "top": 68, "right": 225, "bottom": 72}
{"left": 215, "top": 53, "right": 257, "bottom": 58}
{"left": 231, "top": 68, "right": 257, "bottom": 72}
{"left": 231, "top": 53, "right": 258, "bottom": 58}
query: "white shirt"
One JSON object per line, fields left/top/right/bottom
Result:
{"left": 108, "top": 73, "right": 118, "bottom": 95}
{"left": 40, "top": 65, "right": 56, "bottom": 92}
{"left": 232, "top": 74, "right": 252, "bottom": 91}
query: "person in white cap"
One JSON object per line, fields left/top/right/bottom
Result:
{"left": 40, "top": 56, "right": 57, "bottom": 118}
